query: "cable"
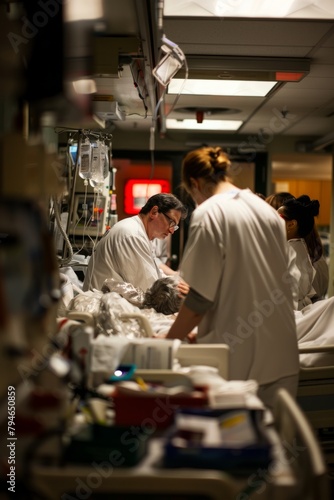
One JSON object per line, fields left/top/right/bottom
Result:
{"left": 54, "top": 198, "right": 73, "bottom": 267}
{"left": 71, "top": 180, "right": 90, "bottom": 256}
{"left": 62, "top": 132, "right": 83, "bottom": 263}
{"left": 166, "top": 56, "right": 189, "bottom": 117}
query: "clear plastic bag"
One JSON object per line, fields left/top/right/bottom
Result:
{"left": 101, "top": 278, "right": 145, "bottom": 307}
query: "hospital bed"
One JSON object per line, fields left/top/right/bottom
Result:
{"left": 66, "top": 310, "right": 155, "bottom": 337}
{"left": 64, "top": 305, "right": 231, "bottom": 385}
{"left": 297, "top": 345, "right": 334, "bottom": 469}
{"left": 175, "top": 343, "right": 230, "bottom": 379}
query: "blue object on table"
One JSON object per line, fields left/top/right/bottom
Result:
{"left": 108, "top": 364, "right": 137, "bottom": 382}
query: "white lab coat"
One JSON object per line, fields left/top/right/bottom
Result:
{"left": 83, "top": 215, "right": 161, "bottom": 292}
{"left": 288, "top": 239, "right": 316, "bottom": 310}
{"left": 152, "top": 237, "right": 170, "bottom": 266}
{"left": 180, "top": 189, "right": 299, "bottom": 386}
{"left": 312, "top": 255, "right": 329, "bottom": 300}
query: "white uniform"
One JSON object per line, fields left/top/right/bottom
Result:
{"left": 180, "top": 189, "right": 299, "bottom": 388}
{"left": 83, "top": 216, "right": 161, "bottom": 292}
{"left": 152, "top": 237, "right": 169, "bottom": 266}
{"left": 296, "top": 296, "right": 334, "bottom": 367}
{"left": 288, "top": 239, "right": 316, "bottom": 309}
{"left": 312, "top": 255, "right": 329, "bottom": 300}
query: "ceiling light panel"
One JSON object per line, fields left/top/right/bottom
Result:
{"left": 168, "top": 79, "right": 277, "bottom": 96}
{"left": 164, "top": 0, "right": 334, "bottom": 19}
{"left": 166, "top": 119, "right": 243, "bottom": 130}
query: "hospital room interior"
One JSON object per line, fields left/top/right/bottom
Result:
{"left": 1, "top": 0, "right": 334, "bottom": 498}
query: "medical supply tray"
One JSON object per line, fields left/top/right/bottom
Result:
{"left": 163, "top": 408, "right": 273, "bottom": 474}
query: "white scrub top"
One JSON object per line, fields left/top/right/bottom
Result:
{"left": 83, "top": 215, "right": 161, "bottom": 292}
{"left": 152, "top": 237, "right": 170, "bottom": 266}
{"left": 180, "top": 189, "right": 299, "bottom": 386}
{"left": 288, "top": 239, "right": 316, "bottom": 309}
{"left": 312, "top": 255, "right": 329, "bottom": 300}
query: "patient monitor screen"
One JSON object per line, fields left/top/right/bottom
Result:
{"left": 70, "top": 194, "right": 108, "bottom": 237}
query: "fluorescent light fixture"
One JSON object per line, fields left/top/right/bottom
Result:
{"left": 164, "top": 0, "right": 334, "bottom": 19}
{"left": 166, "top": 119, "right": 243, "bottom": 130}
{"left": 72, "top": 79, "right": 97, "bottom": 94}
{"left": 181, "top": 56, "right": 310, "bottom": 83}
{"left": 64, "top": 0, "right": 103, "bottom": 22}
{"left": 168, "top": 79, "right": 277, "bottom": 97}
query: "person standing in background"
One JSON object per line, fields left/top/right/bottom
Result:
{"left": 267, "top": 192, "right": 328, "bottom": 303}
{"left": 277, "top": 195, "right": 322, "bottom": 309}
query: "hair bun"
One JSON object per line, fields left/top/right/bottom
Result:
{"left": 209, "top": 148, "right": 221, "bottom": 161}
{"left": 298, "top": 194, "right": 311, "bottom": 205}
{"left": 297, "top": 194, "right": 320, "bottom": 217}
{"left": 310, "top": 200, "right": 320, "bottom": 217}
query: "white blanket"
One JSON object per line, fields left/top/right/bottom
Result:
{"left": 296, "top": 296, "right": 334, "bottom": 367}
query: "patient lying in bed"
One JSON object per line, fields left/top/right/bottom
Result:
{"left": 64, "top": 276, "right": 183, "bottom": 338}
{"left": 59, "top": 269, "right": 333, "bottom": 368}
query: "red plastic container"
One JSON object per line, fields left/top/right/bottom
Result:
{"left": 113, "top": 387, "right": 208, "bottom": 430}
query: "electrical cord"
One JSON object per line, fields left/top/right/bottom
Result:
{"left": 53, "top": 194, "right": 74, "bottom": 267}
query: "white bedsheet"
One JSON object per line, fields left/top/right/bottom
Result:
{"left": 296, "top": 296, "right": 334, "bottom": 367}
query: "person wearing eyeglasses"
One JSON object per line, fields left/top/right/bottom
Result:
{"left": 83, "top": 193, "right": 188, "bottom": 294}
{"left": 164, "top": 146, "right": 299, "bottom": 409}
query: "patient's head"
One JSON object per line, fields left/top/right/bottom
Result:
{"left": 144, "top": 276, "right": 182, "bottom": 315}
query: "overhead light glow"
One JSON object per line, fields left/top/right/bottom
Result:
{"left": 164, "top": 0, "right": 334, "bottom": 19}
{"left": 168, "top": 79, "right": 277, "bottom": 97}
{"left": 166, "top": 119, "right": 243, "bottom": 131}
{"left": 64, "top": 0, "right": 103, "bottom": 22}
{"left": 72, "top": 79, "right": 97, "bottom": 94}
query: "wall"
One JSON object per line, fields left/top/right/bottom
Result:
{"left": 272, "top": 178, "right": 332, "bottom": 227}
{"left": 112, "top": 159, "right": 173, "bottom": 221}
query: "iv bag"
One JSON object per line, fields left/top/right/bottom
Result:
{"left": 101, "top": 143, "right": 109, "bottom": 180}
{"left": 78, "top": 138, "right": 92, "bottom": 180}
{"left": 89, "top": 141, "right": 104, "bottom": 188}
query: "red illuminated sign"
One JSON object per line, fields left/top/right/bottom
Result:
{"left": 124, "top": 179, "right": 171, "bottom": 214}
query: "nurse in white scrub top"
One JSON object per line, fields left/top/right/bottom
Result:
{"left": 166, "top": 146, "right": 300, "bottom": 409}
{"left": 277, "top": 195, "right": 325, "bottom": 308}
{"left": 267, "top": 192, "right": 328, "bottom": 304}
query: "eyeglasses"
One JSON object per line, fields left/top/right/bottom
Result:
{"left": 160, "top": 211, "right": 179, "bottom": 231}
